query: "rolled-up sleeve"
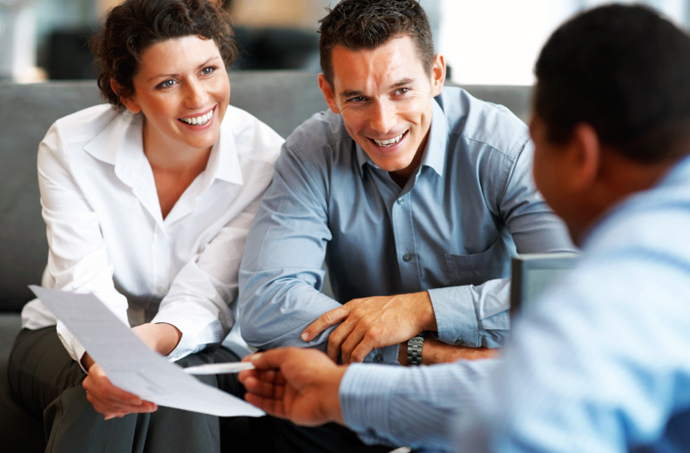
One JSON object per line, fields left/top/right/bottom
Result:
{"left": 239, "top": 142, "right": 343, "bottom": 352}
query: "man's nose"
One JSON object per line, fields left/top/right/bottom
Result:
{"left": 369, "top": 100, "right": 396, "bottom": 134}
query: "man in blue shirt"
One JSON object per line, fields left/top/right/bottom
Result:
{"left": 239, "top": 0, "right": 572, "bottom": 370}
{"left": 240, "top": 4, "right": 690, "bottom": 452}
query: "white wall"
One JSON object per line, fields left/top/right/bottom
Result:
{"left": 439, "top": 0, "right": 690, "bottom": 86}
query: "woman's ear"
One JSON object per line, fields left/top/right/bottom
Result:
{"left": 110, "top": 79, "right": 141, "bottom": 114}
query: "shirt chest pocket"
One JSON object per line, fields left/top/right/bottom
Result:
{"left": 444, "top": 239, "right": 512, "bottom": 287}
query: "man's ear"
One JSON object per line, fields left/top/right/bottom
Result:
{"left": 430, "top": 53, "right": 446, "bottom": 97}
{"left": 565, "top": 123, "right": 600, "bottom": 193}
{"left": 110, "top": 79, "right": 141, "bottom": 114}
{"left": 318, "top": 73, "right": 340, "bottom": 114}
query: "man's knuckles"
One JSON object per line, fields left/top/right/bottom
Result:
{"left": 349, "top": 304, "right": 372, "bottom": 319}
{"left": 363, "top": 324, "right": 383, "bottom": 340}
{"left": 321, "top": 308, "right": 344, "bottom": 324}
{"left": 350, "top": 349, "right": 368, "bottom": 362}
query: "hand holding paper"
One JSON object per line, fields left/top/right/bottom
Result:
{"left": 83, "top": 362, "right": 158, "bottom": 419}
{"left": 30, "top": 286, "right": 264, "bottom": 417}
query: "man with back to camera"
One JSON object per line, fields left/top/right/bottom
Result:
{"left": 239, "top": 0, "right": 572, "bottom": 369}
{"left": 239, "top": 4, "right": 690, "bottom": 452}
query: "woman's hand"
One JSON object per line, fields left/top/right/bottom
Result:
{"left": 131, "top": 322, "right": 182, "bottom": 357}
{"left": 81, "top": 355, "right": 157, "bottom": 419}
{"left": 80, "top": 323, "right": 180, "bottom": 419}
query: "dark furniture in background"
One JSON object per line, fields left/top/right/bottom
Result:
{"left": 46, "top": 27, "right": 99, "bottom": 80}
{"left": 46, "top": 25, "right": 320, "bottom": 80}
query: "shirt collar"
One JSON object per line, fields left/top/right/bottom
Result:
{"left": 83, "top": 109, "right": 136, "bottom": 165}
{"left": 83, "top": 111, "right": 146, "bottom": 188}
{"left": 657, "top": 153, "right": 690, "bottom": 188}
{"left": 205, "top": 119, "right": 243, "bottom": 186}
{"left": 421, "top": 99, "right": 448, "bottom": 178}
{"left": 354, "top": 97, "right": 448, "bottom": 178}
{"left": 579, "top": 153, "right": 690, "bottom": 247}
{"left": 83, "top": 110, "right": 244, "bottom": 188}
{"left": 354, "top": 141, "right": 371, "bottom": 177}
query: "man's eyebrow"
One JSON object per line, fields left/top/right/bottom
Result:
{"left": 147, "top": 57, "right": 221, "bottom": 82}
{"left": 390, "top": 78, "right": 415, "bottom": 89}
{"left": 341, "top": 89, "right": 365, "bottom": 98}
{"left": 339, "top": 78, "right": 416, "bottom": 98}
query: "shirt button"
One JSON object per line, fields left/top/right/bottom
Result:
{"left": 397, "top": 197, "right": 405, "bottom": 205}
{"left": 373, "top": 354, "right": 383, "bottom": 363}
{"left": 156, "top": 286, "right": 165, "bottom": 294}
{"left": 402, "top": 254, "right": 412, "bottom": 262}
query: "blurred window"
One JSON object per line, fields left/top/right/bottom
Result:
{"left": 439, "top": 0, "right": 690, "bottom": 85}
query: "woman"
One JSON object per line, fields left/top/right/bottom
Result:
{"left": 7, "top": 0, "right": 283, "bottom": 451}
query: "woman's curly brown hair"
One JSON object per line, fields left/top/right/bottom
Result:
{"left": 91, "top": 0, "right": 237, "bottom": 110}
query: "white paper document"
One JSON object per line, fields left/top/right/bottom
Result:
{"left": 30, "top": 285, "right": 264, "bottom": 417}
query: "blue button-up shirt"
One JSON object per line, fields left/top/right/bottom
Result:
{"left": 339, "top": 155, "right": 690, "bottom": 452}
{"left": 238, "top": 87, "right": 574, "bottom": 364}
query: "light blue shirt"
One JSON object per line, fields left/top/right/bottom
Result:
{"left": 339, "top": 155, "right": 690, "bottom": 452}
{"left": 238, "top": 87, "right": 573, "bottom": 364}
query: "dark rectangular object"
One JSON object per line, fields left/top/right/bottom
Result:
{"left": 510, "top": 253, "right": 579, "bottom": 319}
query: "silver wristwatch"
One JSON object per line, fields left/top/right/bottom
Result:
{"left": 407, "top": 331, "right": 427, "bottom": 366}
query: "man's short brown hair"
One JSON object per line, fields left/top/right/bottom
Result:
{"left": 318, "top": 0, "right": 435, "bottom": 87}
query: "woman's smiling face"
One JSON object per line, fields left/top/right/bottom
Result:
{"left": 119, "top": 35, "right": 230, "bottom": 155}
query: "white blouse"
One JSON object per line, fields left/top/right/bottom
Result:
{"left": 21, "top": 103, "right": 283, "bottom": 363}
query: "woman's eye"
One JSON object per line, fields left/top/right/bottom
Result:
{"left": 157, "top": 79, "right": 176, "bottom": 89}
{"left": 201, "top": 66, "right": 215, "bottom": 75}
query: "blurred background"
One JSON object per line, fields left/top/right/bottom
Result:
{"left": 1, "top": 0, "right": 688, "bottom": 85}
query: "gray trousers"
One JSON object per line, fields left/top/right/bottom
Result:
{"left": 8, "top": 327, "right": 245, "bottom": 453}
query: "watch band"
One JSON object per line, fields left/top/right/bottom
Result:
{"left": 407, "top": 332, "right": 427, "bottom": 366}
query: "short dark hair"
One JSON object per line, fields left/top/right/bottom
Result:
{"left": 91, "top": 0, "right": 237, "bottom": 109}
{"left": 534, "top": 4, "right": 690, "bottom": 163}
{"left": 318, "top": 0, "right": 435, "bottom": 87}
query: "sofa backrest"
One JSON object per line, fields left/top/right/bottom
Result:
{"left": 0, "top": 71, "right": 531, "bottom": 312}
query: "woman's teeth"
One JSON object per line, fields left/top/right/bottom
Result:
{"left": 180, "top": 109, "right": 213, "bottom": 125}
{"left": 373, "top": 132, "right": 405, "bottom": 147}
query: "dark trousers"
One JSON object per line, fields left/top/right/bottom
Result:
{"left": 265, "top": 419, "right": 396, "bottom": 453}
{"left": 9, "top": 327, "right": 396, "bottom": 452}
{"left": 8, "top": 327, "right": 246, "bottom": 453}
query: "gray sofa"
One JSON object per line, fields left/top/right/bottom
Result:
{"left": 0, "top": 71, "right": 531, "bottom": 452}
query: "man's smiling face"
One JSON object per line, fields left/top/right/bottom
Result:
{"left": 319, "top": 35, "right": 445, "bottom": 179}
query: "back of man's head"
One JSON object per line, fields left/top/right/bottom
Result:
{"left": 318, "top": 0, "right": 434, "bottom": 87}
{"left": 535, "top": 4, "right": 690, "bottom": 163}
